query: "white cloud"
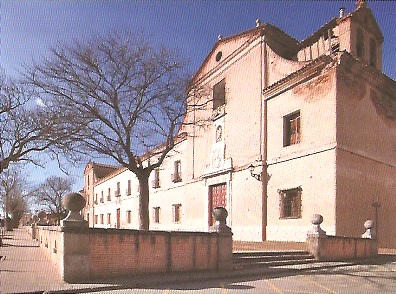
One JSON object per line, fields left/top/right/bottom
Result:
{"left": 36, "top": 98, "right": 46, "bottom": 107}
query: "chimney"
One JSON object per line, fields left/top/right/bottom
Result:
{"left": 339, "top": 7, "right": 345, "bottom": 18}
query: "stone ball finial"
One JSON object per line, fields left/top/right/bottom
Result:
{"left": 308, "top": 214, "right": 326, "bottom": 238}
{"left": 364, "top": 219, "right": 374, "bottom": 230}
{"left": 311, "top": 214, "right": 324, "bottom": 225}
{"left": 61, "top": 192, "right": 87, "bottom": 227}
{"left": 256, "top": 19, "right": 261, "bottom": 27}
{"left": 355, "top": 0, "right": 367, "bottom": 9}
{"left": 212, "top": 206, "right": 228, "bottom": 222}
{"left": 210, "top": 207, "right": 232, "bottom": 235}
{"left": 63, "top": 192, "right": 86, "bottom": 212}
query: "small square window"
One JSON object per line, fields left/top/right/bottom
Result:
{"left": 284, "top": 111, "right": 301, "bottom": 147}
{"left": 279, "top": 188, "right": 302, "bottom": 219}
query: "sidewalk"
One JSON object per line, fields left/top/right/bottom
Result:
{"left": 1, "top": 227, "right": 395, "bottom": 294}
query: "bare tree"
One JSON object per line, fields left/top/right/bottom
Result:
{"left": 25, "top": 32, "right": 207, "bottom": 230}
{"left": 35, "top": 176, "right": 74, "bottom": 225}
{"left": 0, "top": 76, "right": 80, "bottom": 174}
{"left": 0, "top": 166, "right": 30, "bottom": 230}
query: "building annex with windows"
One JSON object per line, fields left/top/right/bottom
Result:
{"left": 82, "top": 1, "right": 396, "bottom": 248}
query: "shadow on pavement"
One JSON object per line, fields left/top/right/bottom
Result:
{"left": 43, "top": 255, "right": 396, "bottom": 293}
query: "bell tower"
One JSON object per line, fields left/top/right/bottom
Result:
{"left": 337, "top": 0, "right": 383, "bottom": 71}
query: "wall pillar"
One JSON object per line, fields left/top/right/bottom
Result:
{"left": 61, "top": 192, "right": 90, "bottom": 282}
{"left": 306, "top": 214, "right": 327, "bottom": 260}
{"left": 209, "top": 207, "right": 233, "bottom": 271}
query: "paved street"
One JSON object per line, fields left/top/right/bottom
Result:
{"left": 81, "top": 258, "right": 396, "bottom": 294}
{"left": 1, "top": 228, "right": 396, "bottom": 294}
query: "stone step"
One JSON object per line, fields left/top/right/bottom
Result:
{"left": 233, "top": 251, "right": 315, "bottom": 269}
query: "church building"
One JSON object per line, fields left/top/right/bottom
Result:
{"left": 82, "top": 1, "right": 396, "bottom": 248}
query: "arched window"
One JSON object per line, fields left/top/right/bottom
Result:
{"left": 356, "top": 28, "right": 364, "bottom": 59}
{"left": 369, "top": 38, "right": 377, "bottom": 67}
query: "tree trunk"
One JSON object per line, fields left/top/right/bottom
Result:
{"left": 138, "top": 174, "right": 150, "bottom": 230}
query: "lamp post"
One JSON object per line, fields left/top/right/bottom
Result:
{"left": 248, "top": 164, "right": 261, "bottom": 181}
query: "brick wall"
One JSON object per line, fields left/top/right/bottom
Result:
{"left": 307, "top": 235, "right": 378, "bottom": 261}
{"left": 34, "top": 226, "right": 229, "bottom": 282}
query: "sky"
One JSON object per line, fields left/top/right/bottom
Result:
{"left": 0, "top": 0, "right": 395, "bottom": 192}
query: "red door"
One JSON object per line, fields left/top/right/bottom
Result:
{"left": 208, "top": 183, "right": 227, "bottom": 226}
{"left": 116, "top": 208, "right": 121, "bottom": 229}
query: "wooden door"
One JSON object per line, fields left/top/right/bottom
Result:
{"left": 208, "top": 183, "right": 227, "bottom": 226}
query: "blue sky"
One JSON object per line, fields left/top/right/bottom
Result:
{"left": 1, "top": 0, "right": 395, "bottom": 191}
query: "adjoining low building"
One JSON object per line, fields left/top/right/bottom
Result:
{"left": 82, "top": 1, "right": 396, "bottom": 248}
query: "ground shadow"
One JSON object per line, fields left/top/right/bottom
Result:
{"left": 61, "top": 255, "right": 396, "bottom": 293}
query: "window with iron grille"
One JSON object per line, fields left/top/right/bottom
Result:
{"left": 279, "top": 188, "right": 302, "bottom": 219}
{"left": 284, "top": 111, "right": 301, "bottom": 147}
{"left": 213, "top": 79, "right": 225, "bottom": 110}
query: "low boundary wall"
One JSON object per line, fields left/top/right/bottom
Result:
{"left": 306, "top": 214, "right": 378, "bottom": 261}
{"left": 33, "top": 225, "right": 232, "bottom": 282}
{"left": 307, "top": 235, "right": 378, "bottom": 261}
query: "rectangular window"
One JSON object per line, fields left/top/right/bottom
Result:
{"left": 284, "top": 111, "right": 301, "bottom": 146}
{"left": 153, "top": 207, "right": 160, "bottom": 223}
{"left": 126, "top": 180, "right": 131, "bottom": 196}
{"left": 126, "top": 210, "right": 132, "bottom": 224}
{"left": 107, "top": 213, "right": 111, "bottom": 225}
{"left": 213, "top": 79, "right": 225, "bottom": 110}
{"left": 95, "top": 193, "right": 98, "bottom": 204}
{"left": 94, "top": 215, "right": 98, "bottom": 224}
{"left": 100, "top": 214, "right": 104, "bottom": 224}
{"left": 171, "top": 160, "right": 182, "bottom": 183}
{"left": 172, "top": 204, "right": 181, "bottom": 223}
{"left": 279, "top": 188, "right": 302, "bottom": 219}
{"left": 152, "top": 168, "right": 160, "bottom": 188}
{"left": 115, "top": 182, "right": 121, "bottom": 197}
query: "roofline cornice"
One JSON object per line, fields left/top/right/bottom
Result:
{"left": 263, "top": 55, "right": 333, "bottom": 100}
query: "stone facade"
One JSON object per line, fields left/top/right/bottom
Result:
{"left": 82, "top": 3, "right": 396, "bottom": 248}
